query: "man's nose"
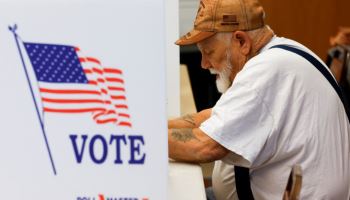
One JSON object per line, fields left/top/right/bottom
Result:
{"left": 201, "top": 55, "right": 211, "bottom": 69}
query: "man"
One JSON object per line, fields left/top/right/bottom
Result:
{"left": 168, "top": 0, "right": 350, "bottom": 199}
{"left": 327, "top": 27, "right": 350, "bottom": 110}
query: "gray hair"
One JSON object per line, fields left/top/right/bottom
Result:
{"left": 213, "top": 25, "right": 272, "bottom": 48}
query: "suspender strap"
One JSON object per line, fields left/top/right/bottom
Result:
{"left": 234, "top": 44, "right": 350, "bottom": 200}
{"left": 234, "top": 166, "right": 254, "bottom": 200}
{"left": 270, "top": 45, "right": 350, "bottom": 122}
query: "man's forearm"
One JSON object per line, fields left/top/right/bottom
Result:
{"left": 168, "top": 126, "right": 228, "bottom": 163}
{"left": 168, "top": 127, "right": 205, "bottom": 163}
{"left": 168, "top": 108, "right": 212, "bottom": 129}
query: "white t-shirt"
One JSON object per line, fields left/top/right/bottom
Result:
{"left": 200, "top": 36, "right": 350, "bottom": 200}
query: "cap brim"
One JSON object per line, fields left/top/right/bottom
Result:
{"left": 175, "top": 29, "right": 215, "bottom": 45}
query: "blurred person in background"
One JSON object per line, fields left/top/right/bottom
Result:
{"left": 327, "top": 27, "right": 350, "bottom": 111}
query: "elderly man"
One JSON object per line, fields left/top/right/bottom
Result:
{"left": 168, "top": 0, "right": 350, "bottom": 199}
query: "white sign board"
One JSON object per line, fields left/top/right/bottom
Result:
{"left": 0, "top": 0, "right": 167, "bottom": 199}
{"left": 166, "top": 0, "right": 180, "bottom": 118}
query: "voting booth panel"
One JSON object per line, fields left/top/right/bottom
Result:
{"left": 0, "top": 0, "right": 167, "bottom": 199}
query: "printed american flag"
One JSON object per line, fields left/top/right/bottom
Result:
{"left": 23, "top": 42, "right": 132, "bottom": 127}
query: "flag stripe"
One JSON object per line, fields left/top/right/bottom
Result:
{"left": 92, "top": 68, "right": 103, "bottom": 75}
{"left": 88, "top": 80, "right": 98, "bottom": 85}
{"left": 111, "top": 95, "right": 126, "bottom": 100}
{"left": 84, "top": 69, "right": 92, "bottom": 74}
{"left": 118, "top": 122, "right": 132, "bottom": 127}
{"left": 115, "top": 104, "right": 128, "bottom": 109}
{"left": 44, "top": 107, "right": 106, "bottom": 113}
{"left": 104, "top": 68, "right": 123, "bottom": 74}
{"left": 93, "top": 110, "right": 117, "bottom": 120}
{"left": 97, "top": 78, "right": 106, "bottom": 83}
{"left": 96, "top": 118, "right": 118, "bottom": 124}
{"left": 106, "top": 78, "right": 124, "bottom": 83}
{"left": 40, "top": 88, "right": 101, "bottom": 95}
{"left": 86, "top": 57, "right": 101, "bottom": 65}
{"left": 108, "top": 86, "right": 125, "bottom": 91}
{"left": 42, "top": 97, "right": 112, "bottom": 104}
{"left": 118, "top": 113, "right": 130, "bottom": 118}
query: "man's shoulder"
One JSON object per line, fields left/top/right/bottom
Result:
{"left": 244, "top": 37, "right": 315, "bottom": 74}
{"left": 254, "top": 36, "right": 320, "bottom": 65}
{"left": 232, "top": 37, "right": 318, "bottom": 94}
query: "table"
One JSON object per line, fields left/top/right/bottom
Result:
{"left": 168, "top": 160, "right": 207, "bottom": 200}
{"left": 167, "top": 65, "right": 207, "bottom": 199}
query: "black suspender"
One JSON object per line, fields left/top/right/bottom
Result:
{"left": 234, "top": 45, "right": 350, "bottom": 200}
{"left": 234, "top": 166, "right": 254, "bottom": 199}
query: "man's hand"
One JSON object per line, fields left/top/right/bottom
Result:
{"left": 330, "top": 27, "right": 350, "bottom": 46}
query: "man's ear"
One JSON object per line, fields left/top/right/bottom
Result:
{"left": 232, "top": 31, "right": 252, "bottom": 56}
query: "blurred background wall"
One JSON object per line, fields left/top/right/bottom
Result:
{"left": 260, "top": 0, "right": 350, "bottom": 60}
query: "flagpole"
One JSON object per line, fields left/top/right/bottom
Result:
{"left": 9, "top": 25, "right": 57, "bottom": 175}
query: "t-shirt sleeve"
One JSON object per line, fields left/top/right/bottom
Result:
{"left": 199, "top": 82, "right": 275, "bottom": 168}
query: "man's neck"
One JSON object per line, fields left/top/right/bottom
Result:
{"left": 249, "top": 26, "right": 275, "bottom": 59}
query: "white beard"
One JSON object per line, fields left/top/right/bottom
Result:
{"left": 209, "top": 65, "right": 232, "bottom": 93}
{"left": 208, "top": 46, "right": 233, "bottom": 93}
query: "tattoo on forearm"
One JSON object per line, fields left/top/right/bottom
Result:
{"left": 180, "top": 114, "right": 196, "bottom": 126}
{"left": 171, "top": 128, "right": 200, "bottom": 142}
